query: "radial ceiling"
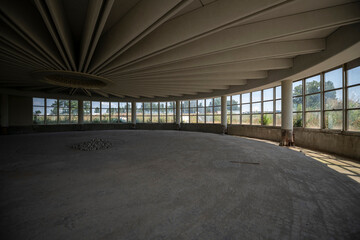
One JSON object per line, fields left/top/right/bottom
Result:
{"left": 0, "top": 0, "right": 359, "bottom": 99}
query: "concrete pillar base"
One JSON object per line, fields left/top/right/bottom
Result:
{"left": 222, "top": 125, "right": 227, "bottom": 134}
{"left": 280, "top": 129, "right": 294, "bottom": 146}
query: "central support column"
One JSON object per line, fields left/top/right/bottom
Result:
{"left": 78, "top": 100, "right": 84, "bottom": 124}
{"left": 280, "top": 80, "right": 294, "bottom": 146}
{"left": 0, "top": 94, "right": 9, "bottom": 134}
{"left": 131, "top": 101, "right": 136, "bottom": 128}
{"left": 176, "top": 100, "right": 181, "bottom": 129}
{"left": 221, "top": 96, "right": 227, "bottom": 133}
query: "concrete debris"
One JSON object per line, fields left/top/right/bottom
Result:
{"left": 72, "top": 138, "right": 112, "bottom": 151}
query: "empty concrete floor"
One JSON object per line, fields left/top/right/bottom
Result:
{"left": 1, "top": 130, "right": 359, "bottom": 239}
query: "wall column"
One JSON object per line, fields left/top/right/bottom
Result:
{"left": 176, "top": 100, "right": 181, "bottom": 129}
{"left": 280, "top": 80, "right": 294, "bottom": 146}
{"left": 131, "top": 101, "right": 136, "bottom": 128}
{"left": 221, "top": 95, "right": 227, "bottom": 133}
{"left": 0, "top": 94, "right": 9, "bottom": 134}
{"left": 78, "top": 100, "right": 83, "bottom": 124}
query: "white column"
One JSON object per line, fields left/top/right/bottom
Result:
{"left": 0, "top": 94, "right": 9, "bottom": 127}
{"left": 280, "top": 80, "right": 294, "bottom": 146}
{"left": 176, "top": 100, "right": 181, "bottom": 127}
{"left": 131, "top": 101, "right": 136, "bottom": 126}
{"left": 78, "top": 100, "right": 83, "bottom": 124}
{"left": 221, "top": 96, "right": 227, "bottom": 133}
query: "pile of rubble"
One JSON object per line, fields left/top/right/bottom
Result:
{"left": 72, "top": 138, "right": 112, "bottom": 151}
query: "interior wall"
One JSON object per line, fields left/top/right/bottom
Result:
{"left": 8, "top": 95, "right": 32, "bottom": 126}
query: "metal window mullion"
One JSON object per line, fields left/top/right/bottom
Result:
{"left": 240, "top": 94, "right": 242, "bottom": 125}
{"left": 261, "top": 90, "right": 263, "bottom": 125}
{"left": 343, "top": 64, "right": 347, "bottom": 131}
{"left": 250, "top": 93, "right": 252, "bottom": 125}
{"left": 321, "top": 73, "right": 325, "bottom": 129}
{"left": 302, "top": 79, "right": 305, "bottom": 128}
{"left": 57, "top": 99, "right": 59, "bottom": 124}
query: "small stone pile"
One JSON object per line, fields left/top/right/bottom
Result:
{"left": 72, "top": 138, "right": 112, "bottom": 151}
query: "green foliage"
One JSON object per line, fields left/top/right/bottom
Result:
{"left": 293, "top": 114, "right": 302, "bottom": 127}
{"left": 261, "top": 114, "right": 271, "bottom": 125}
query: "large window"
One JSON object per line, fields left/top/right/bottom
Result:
{"left": 181, "top": 97, "right": 221, "bottom": 124}
{"left": 305, "top": 75, "right": 321, "bottom": 128}
{"left": 262, "top": 88, "right": 274, "bottom": 126}
{"left": 324, "top": 68, "right": 343, "bottom": 130}
{"left": 33, "top": 98, "right": 45, "bottom": 124}
{"left": 275, "top": 86, "right": 282, "bottom": 126}
{"left": 251, "top": 91, "right": 261, "bottom": 125}
{"left": 136, "top": 101, "right": 175, "bottom": 123}
{"left": 293, "top": 80, "right": 303, "bottom": 127}
{"left": 347, "top": 66, "right": 360, "bottom": 131}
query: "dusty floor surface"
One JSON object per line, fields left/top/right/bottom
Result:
{"left": 0, "top": 130, "right": 359, "bottom": 240}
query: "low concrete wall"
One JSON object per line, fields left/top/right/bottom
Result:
{"left": 228, "top": 125, "right": 282, "bottom": 142}
{"left": 180, "top": 124, "right": 223, "bottom": 134}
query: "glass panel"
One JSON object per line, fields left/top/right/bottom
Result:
{"left": 152, "top": 107, "right": 158, "bottom": 114}
{"left": 206, "top": 105, "right": 213, "bottom": 113}
{"left": 167, "top": 116, "right": 174, "bottom": 123}
{"left": 325, "top": 90, "right": 342, "bottom": 110}
{"left": 33, "top": 115, "right": 44, "bottom": 124}
{"left": 92, "top": 101, "right": 100, "bottom": 108}
{"left": 136, "top": 117, "right": 143, "bottom": 123}
{"left": 136, "top": 103, "right": 143, "bottom": 109}
{"left": 59, "top": 115, "right": 69, "bottom": 124}
{"left": 47, "top": 107, "right": 57, "bottom": 115}
{"left": 59, "top": 99, "right": 69, "bottom": 108}
{"left": 293, "top": 113, "right": 303, "bottom": 127}
{"left": 325, "top": 68, "right": 342, "bottom": 90}
{"left": 33, "top": 98, "right": 44, "bottom": 106}
{"left": 59, "top": 108, "right": 69, "bottom": 115}
{"left": 70, "top": 116, "right": 78, "bottom": 124}
{"left": 190, "top": 100, "right": 197, "bottom": 108}
{"left": 242, "top": 115, "right": 250, "bottom": 125}
{"left": 101, "top": 108, "right": 109, "bottom": 115}
{"left": 198, "top": 99, "right": 205, "bottom": 107}
{"left": 242, "top": 93, "right": 250, "bottom": 103}
{"left": 305, "top": 112, "right": 321, "bottom": 128}
{"left": 232, "top": 95, "right": 240, "bottom": 105}
{"left": 189, "top": 107, "right": 196, "bottom": 115}
{"left": 160, "top": 108, "right": 166, "bottom": 115}
{"left": 276, "top": 114, "right": 281, "bottom": 126}
{"left": 232, "top": 115, "right": 240, "bottom": 124}
{"left": 252, "top": 103, "right": 261, "bottom": 113}
{"left": 152, "top": 102, "right": 158, "bottom": 108}
{"left": 206, "top": 115, "right": 213, "bottom": 123}
{"left": 242, "top": 104, "right": 250, "bottom": 114}
{"left": 167, "top": 102, "right": 174, "bottom": 108}
{"left": 214, "top": 106, "right": 221, "bottom": 114}
{"left": 144, "top": 108, "right": 151, "bottom": 115}
{"left": 159, "top": 116, "right": 166, "bottom": 123}
{"left": 275, "top": 86, "right": 281, "bottom": 99}
{"left": 231, "top": 105, "right": 240, "bottom": 114}
{"left": 293, "top": 80, "right": 302, "bottom": 96}
{"left": 182, "top": 101, "right": 189, "bottom": 108}
{"left": 305, "top": 75, "right": 321, "bottom": 94}
{"left": 33, "top": 106, "right": 44, "bottom": 115}
{"left": 324, "top": 111, "right": 342, "bottom": 130}
{"left": 263, "top": 101, "right": 273, "bottom": 113}
{"left": 227, "top": 105, "right": 231, "bottom": 114}
{"left": 214, "top": 97, "right": 221, "bottom": 106}
{"left": 83, "top": 115, "right": 91, "bottom": 123}
{"left": 252, "top": 91, "right": 261, "bottom": 102}
{"left": 276, "top": 100, "right": 281, "bottom": 113}
{"left": 71, "top": 101, "right": 78, "bottom": 115}
{"left": 101, "top": 102, "right": 109, "bottom": 108}
{"left": 167, "top": 108, "right": 174, "bottom": 115}
{"left": 305, "top": 93, "right": 320, "bottom": 111}
{"left": 227, "top": 96, "right": 231, "bottom": 105}
{"left": 46, "top": 116, "right": 57, "bottom": 124}
{"left": 101, "top": 115, "right": 109, "bottom": 123}
{"left": 206, "top": 98, "right": 213, "bottom": 107}
{"left": 111, "top": 102, "right": 118, "bottom": 108}
{"left": 119, "top": 102, "right": 127, "bottom": 108}
{"left": 348, "top": 109, "right": 360, "bottom": 131}
{"left": 111, "top": 116, "right": 118, "bottom": 123}
{"left": 347, "top": 66, "right": 360, "bottom": 86}
{"left": 47, "top": 99, "right": 57, "bottom": 107}
{"left": 182, "top": 116, "right": 189, "bottom": 123}
{"left": 144, "top": 116, "right": 151, "bottom": 123}
{"left": 143, "top": 102, "right": 150, "bottom": 108}
{"left": 190, "top": 116, "right": 197, "bottom": 123}
{"left": 198, "top": 115, "right": 205, "bottom": 123}
{"left": 262, "top": 114, "right": 273, "bottom": 126}
{"left": 347, "top": 85, "right": 360, "bottom": 108}
{"left": 83, "top": 101, "right": 91, "bottom": 115}
{"left": 159, "top": 102, "right": 166, "bottom": 108}
{"left": 152, "top": 116, "right": 158, "bottom": 123}
{"left": 214, "top": 115, "right": 221, "bottom": 124}
{"left": 263, "top": 88, "right": 273, "bottom": 101}
{"left": 293, "top": 97, "right": 303, "bottom": 111}
{"left": 252, "top": 114, "right": 261, "bottom": 125}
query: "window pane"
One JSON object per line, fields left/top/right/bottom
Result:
{"left": 92, "top": 101, "right": 100, "bottom": 108}
{"left": 189, "top": 107, "right": 196, "bottom": 115}
{"left": 46, "top": 116, "right": 57, "bottom": 124}
{"left": 197, "top": 99, "right": 205, "bottom": 107}
{"left": 263, "top": 114, "right": 273, "bottom": 126}
{"left": 263, "top": 88, "right": 273, "bottom": 101}
{"left": 252, "top": 103, "right": 261, "bottom": 113}
{"left": 152, "top": 102, "right": 158, "bottom": 108}
{"left": 71, "top": 101, "right": 78, "bottom": 115}
{"left": 47, "top": 107, "right": 57, "bottom": 115}
{"left": 232, "top": 95, "right": 240, "bottom": 105}
{"left": 242, "top": 115, "right": 250, "bottom": 125}
{"left": 293, "top": 113, "right": 303, "bottom": 127}
{"left": 242, "top": 93, "right": 250, "bottom": 103}
{"left": 59, "top": 108, "right": 69, "bottom": 115}
{"left": 227, "top": 96, "right": 231, "bottom": 105}
{"left": 305, "top": 112, "right": 321, "bottom": 128}
{"left": 348, "top": 85, "right": 360, "bottom": 108}
{"left": 252, "top": 114, "right": 261, "bottom": 125}
{"left": 33, "top": 98, "right": 44, "bottom": 106}
{"left": 242, "top": 104, "right": 250, "bottom": 114}
{"left": 276, "top": 86, "right": 281, "bottom": 99}
{"left": 136, "top": 103, "right": 143, "bottom": 109}
{"left": 293, "top": 97, "right": 303, "bottom": 111}
{"left": 33, "top": 106, "right": 44, "bottom": 115}
{"left": 347, "top": 66, "right": 360, "bottom": 86}
{"left": 293, "top": 80, "right": 302, "bottom": 96}
{"left": 276, "top": 114, "right": 281, "bottom": 126}
{"left": 190, "top": 100, "right": 196, "bottom": 108}
{"left": 59, "top": 115, "right": 69, "bottom": 124}
{"left": 348, "top": 109, "right": 360, "bottom": 131}
{"left": 206, "top": 116, "right": 213, "bottom": 123}
{"left": 232, "top": 115, "right": 240, "bottom": 124}
{"left": 167, "top": 101, "right": 174, "bottom": 108}
{"left": 59, "top": 99, "right": 69, "bottom": 108}
{"left": 325, "top": 111, "right": 342, "bottom": 130}
{"left": 206, "top": 98, "right": 213, "bottom": 107}
{"left": 167, "top": 116, "right": 174, "bottom": 123}
{"left": 206, "top": 106, "right": 213, "bottom": 113}
{"left": 214, "top": 115, "right": 221, "bottom": 124}
{"left": 325, "top": 68, "right": 342, "bottom": 90}
{"left": 33, "top": 115, "right": 44, "bottom": 124}
{"left": 47, "top": 99, "right": 57, "bottom": 107}
{"left": 325, "top": 90, "right": 342, "bottom": 110}
{"left": 263, "top": 101, "right": 273, "bottom": 113}
{"left": 252, "top": 91, "right": 261, "bottom": 102}
{"left": 305, "top": 75, "right": 321, "bottom": 94}
{"left": 101, "top": 102, "right": 109, "bottom": 108}
{"left": 111, "top": 102, "right": 118, "bottom": 108}
{"left": 214, "top": 97, "right": 221, "bottom": 106}
{"left": 159, "top": 102, "right": 166, "bottom": 108}
{"left": 198, "top": 115, "right": 205, "bottom": 123}
{"left": 197, "top": 107, "right": 204, "bottom": 114}
{"left": 214, "top": 106, "right": 221, "bottom": 114}
{"left": 232, "top": 105, "right": 240, "bottom": 114}
{"left": 276, "top": 100, "right": 281, "bottom": 113}
{"left": 182, "top": 116, "right": 189, "bottom": 123}
{"left": 305, "top": 93, "right": 320, "bottom": 111}
{"left": 189, "top": 116, "right": 197, "bottom": 123}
